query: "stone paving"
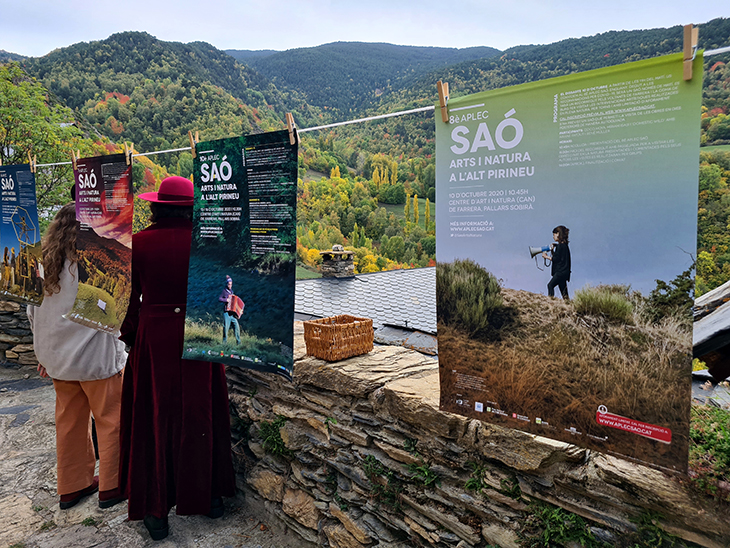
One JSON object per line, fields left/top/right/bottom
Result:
{"left": 0, "top": 364, "right": 301, "bottom": 548}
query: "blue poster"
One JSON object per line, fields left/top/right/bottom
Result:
{"left": 0, "top": 164, "right": 44, "bottom": 305}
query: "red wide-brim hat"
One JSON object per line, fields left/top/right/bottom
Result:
{"left": 138, "top": 176, "right": 194, "bottom": 206}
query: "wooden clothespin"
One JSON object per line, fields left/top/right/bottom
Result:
{"left": 188, "top": 130, "right": 199, "bottom": 158}
{"left": 683, "top": 24, "right": 699, "bottom": 81}
{"left": 285, "top": 113, "right": 298, "bottom": 145}
{"left": 70, "top": 150, "right": 78, "bottom": 171}
{"left": 437, "top": 81, "right": 450, "bottom": 123}
{"left": 124, "top": 142, "right": 133, "bottom": 165}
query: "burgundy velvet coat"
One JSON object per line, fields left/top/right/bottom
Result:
{"left": 119, "top": 217, "right": 235, "bottom": 520}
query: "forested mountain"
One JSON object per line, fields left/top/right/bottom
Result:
{"left": 0, "top": 50, "right": 25, "bottom": 62}
{"left": 19, "top": 32, "right": 322, "bottom": 168}
{"left": 23, "top": 32, "right": 294, "bottom": 113}
{"left": 236, "top": 42, "right": 501, "bottom": 116}
{"left": 308, "top": 17, "right": 730, "bottom": 188}
{"left": 384, "top": 18, "right": 730, "bottom": 106}
{"left": 225, "top": 49, "right": 279, "bottom": 61}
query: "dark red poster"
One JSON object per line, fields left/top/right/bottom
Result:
{"left": 66, "top": 153, "right": 133, "bottom": 333}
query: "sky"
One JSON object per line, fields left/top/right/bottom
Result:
{"left": 1, "top": 0, "right": 728, "bottom": 58}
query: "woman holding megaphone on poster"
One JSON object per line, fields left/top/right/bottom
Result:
{"left": 541, "top": 225, "right": 571, "bottom": 300}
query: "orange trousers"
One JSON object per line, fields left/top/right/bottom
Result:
{"left": 53, "top": 372, "right": 123, "bottom": 495}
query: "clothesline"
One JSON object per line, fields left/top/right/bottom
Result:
{"left": 706, "top": 46, "right": 730, "bottom": 56}
{"left": 34, "top": 106, "right": 436, "bottom": 168}
{"left": 26, "top": 45, "right": 730, "bottom": 169}
{"left": 298, "top": 105, "right": 434, "bottom": 133}
{"left": 35, "top": 146, "right": 195, "bottom": 168}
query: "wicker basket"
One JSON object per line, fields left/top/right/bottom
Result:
{"left": 303, "top": 315, "right": 374, "bottom": 362}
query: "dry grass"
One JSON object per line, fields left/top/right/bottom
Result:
{"left": 439, "top": 288, "right": 692, "bottom": 471}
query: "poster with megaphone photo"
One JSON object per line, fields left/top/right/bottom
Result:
{"left": 435, "top": 52, "right": 703, "bottom": 472}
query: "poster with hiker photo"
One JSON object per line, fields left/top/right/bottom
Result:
{"left": 66, "top": 153, "right": 133, "bottom": 333}
{"left": 182, "top": 130, "right": 297, "bottom": 379}
{"left": 435, "top": 53, "right": 703, "bottom": 471}
{"left": 0, "top": 163, "right": 44, "bottom": 305}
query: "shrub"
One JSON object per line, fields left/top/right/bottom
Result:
{"left": 521, "top": 502, "right": 601, "bottom": 548}
{"left": 377, "top": 183, "right": 406, "bottom": 204}
{"left": 689, "top": 406, "right": 730, "bottom": 502}
{"left": 259, "top": 416, "right": 293, "bottom": 458}
{"left": 436, "top": 259, "right": 504, "bottom": 339}
{"left": 573, "top": 285, "right": 634, "bottom": 324}
{"left": 644, "top": 266, "right": 694, "bottom": 323}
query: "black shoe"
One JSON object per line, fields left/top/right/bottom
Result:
{"left": 98, "top": 487, "right": 125, "bottom": 509}
{"left": 206, "top": 497, "right": 224, "bottom": 519}
{"left": 143, "top": 515, "right": 169, "bottom": 541}
{"left": 59, "top": 477, "right": 99, "bottom": 509}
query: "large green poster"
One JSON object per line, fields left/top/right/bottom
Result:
{"left": 183, "top": 130, "right": 297, "bottom": 379}
{"left": 436, "top": 53, "right": 703, "bottom": 471}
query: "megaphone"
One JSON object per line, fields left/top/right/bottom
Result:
{"left": 529, "top": 245, "right": 551, "bottom": 259}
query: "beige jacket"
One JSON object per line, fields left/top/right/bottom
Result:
{"left": 27, "top": 260, "right": 126, "bottom": 381}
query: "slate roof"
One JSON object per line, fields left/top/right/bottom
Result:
{"left": 693, "top": 278, "right": 730, "bottom": 355}
{"left": 295, "top": 267, "right": 436, "bottom": 335}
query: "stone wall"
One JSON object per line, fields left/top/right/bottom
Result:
{"left": 226, "top": 323, "right": 730, "bottom": 548}
{"left": 0, "top": 300, "right": 37, "bottom": 367}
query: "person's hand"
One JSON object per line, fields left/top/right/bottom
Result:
{"left": 37, "top": 363, "right": 49, "bottom": 378}
{"left": 541, "top": 252, "right": 550, "bottom": 260}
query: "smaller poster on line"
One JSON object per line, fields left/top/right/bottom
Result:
{"left": 65, "top": 153, "right": 133, "bottom": 333}
{"left": 0, "top": 163, "right": 44, "bottom": 305}
{"left": 183, "top": 130, "right": 298, "bottom": 379}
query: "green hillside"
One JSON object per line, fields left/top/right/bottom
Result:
{"left": 20, "top": 32, "right": 322, "bottom": 170}
{"left": 311, "top": 18, "right": 730, "bottom": 182}
{"left": 0, "top": 49, "right": 25, "bottom": 62}
{"left": 225, "top": 49, "right": 279, "bottom": 62}
{"left": 238, "top": 41, "right": 501, "bottom": 117}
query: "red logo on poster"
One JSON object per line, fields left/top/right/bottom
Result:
{"left": 595, "top": 406, "right": 671, "bottom": 444}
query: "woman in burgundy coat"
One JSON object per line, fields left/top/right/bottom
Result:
{"left": 119, "top": 176, "right": 235, "bottom": 541}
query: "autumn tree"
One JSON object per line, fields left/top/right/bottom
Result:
{"left": 0, "top": 62, "right": 87, "bottom": 209}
